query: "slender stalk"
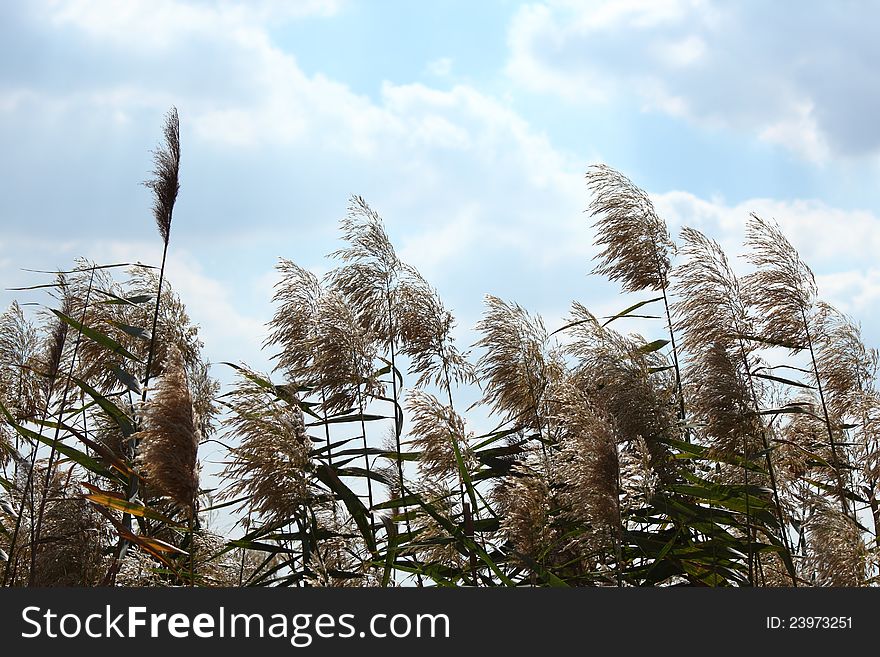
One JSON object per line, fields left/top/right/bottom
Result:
{"left": 29, "top": 265, "right": 97, "bottom": 585}
{"left": 107, "top": 239, "right": 171, "bottom": 585}
{"left": 441, "top": 368, "right": 477, "bottom": 585}
{"left": 384, "top": 291, "right": 421, "bottom": 587}
{"left": 613, "top": 446, "right": 623, "bottom": 587}
{"left": 656, "top": 263, "right": 686, "bottom": 429}
{"left": 737, "top": 339, "right": 797, "bottom": 585}
{"left": 801, "top": 308, "right": 850, "bottom": 517}
{"left": 354, "top": 384, "right": 374, "bottom": 510}
{"left": 319, "top": 388, "right": 334, "bottom": 468}
{"left": 3, "top": 384, "right": 57, "bottom": 586}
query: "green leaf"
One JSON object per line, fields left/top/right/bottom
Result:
{"left": 106, "top": 319, "right": 150, "bottom": 341}
{"left": 306, "top": 413, "right": 387, "bottom": 427}
{"left": 83, "top": 487, "right": 181, "bottom": 527}
{"left": 315, "top": 464, "right": 376, "bottom": 556}
{"left": 758, "top": 403, "right": 816, "bottom": 417}
{"left": 94, "top": 289, "right": 154, "bottom": 306}
{"left": 372, "top": 494, "right": 422, "bottom": 511}
{"left": 50, "top": 309, "right": 142, "bottom": 363}
{"left": 752, "top": 372, "right": 813, "bottom": 389}
{"left": 71, "top": 376, "right": 136, "bottom": 437}
{"left": 601, "top": 296, "right": 664, "bottom": 327}
{"left": 112, "top": 364, "right": 142, "bottom": 394}
{"left": 334, "top": 466, "right": 392, "bottom": 486}
{"left": 736, "top": 333, "right": 806, "bottom": 351}
{"left": 228, "top": 540, "right": 298, "bottom": 555}
{"left": 639, "top": 339, "right": 670, "bottom": 354}
{"left": 451, "top": 437, "right": 478, "bottom": 512}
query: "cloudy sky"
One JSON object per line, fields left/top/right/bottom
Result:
{"left": 3, "top": 0, "right": 880, "bottom": 386}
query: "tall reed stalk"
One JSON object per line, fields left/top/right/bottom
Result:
{"left": 109, "top": 107, "right": 181, "bottom": 584}
{"left": 585, "top": 165, "right": 685, "bottom": 426}
{"left": 2, "top": 279, "right": 70, "bottom": 586}
{"left": 30, "top": 264, "right": 97, "bottom": 584}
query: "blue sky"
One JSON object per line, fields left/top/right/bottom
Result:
{"left": 3, "top": 0, "right": 880, "bottom": 386}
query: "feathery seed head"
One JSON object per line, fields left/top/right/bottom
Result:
{"left": 406, "top": 390, "right": 473, "bottom": 484}
{"left": 136, "top": 345, "right": 199, "bottom": 511}
{"left": 674, "top": 226, "right": 753, "bottom": 354}
{"left": 806, "top": 500, "right": 868, "bottom": 586}
{"left": 743, "top": 214, "right": 817, "bottom": 350}
{"left": 586, "top": 164, "right": 675, "bottom": 293}
{"left": 220, "top": 368, "right": 313, "bottom": 525}
{"left": 327, "top": 196, "right": 401, "bottom": 345}
{"left": 474, "top": 295, "right": 557, "bottom": 430}
{"left": 144, "top": 107, "right": 181, "bottom": 245}
{"left": 396, "top": 265, "right": 476, "bottom": 390}
{"left": 311, "top": 289, "right": 382, "bottom": 414}
{"left": 265, "top": 259, "right": 323, "bottom": 379}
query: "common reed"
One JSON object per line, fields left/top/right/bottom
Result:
{"left": 0, "top": 301, "right": 42, "bottom": 424}
{"left": 474, "top": 296, "right": 561, "bottom": 443}
{"left": 406, "top": 389, "right": 473, "bottom": 485}
{"left": 585, "top": 164, "right": 685, "bottom": 422}
{"left": 673, "top": 227, "right": 795, "bottom": 582}
{"left": 219, "top": 367, "right": 313, "bottom": 528}
{"left": 744, "top": 214, "right": 852, "bottom": 518}
{"left": 563, "top": 302, "right": 675, "bottom": 478}
{"left": 805, "top": 500, "right": 868, "bottom": 586}
{"left": 136, "top": 345, "right": 199, "bottom": 512}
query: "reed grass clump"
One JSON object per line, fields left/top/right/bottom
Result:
{"left": 3, "top": 112, "right": 880, "bottom": 587}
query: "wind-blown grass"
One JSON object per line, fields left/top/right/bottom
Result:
{"left": 1, "top": 114, "right": 878, "bottom": 588}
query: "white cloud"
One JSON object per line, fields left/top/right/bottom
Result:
{"left": 6, "top": 0, "right": 880, "bottom": 358}
{"left": 425, "top": 57, "right": 453, "bottom": 78}
{"left": 42, "top": 0, "right": 341, "bottom": 51}
{"left": 652, "top": 190, "right": 880, "bottom": 322}
{"left": 0, "top": 237, "right": 271, "bottom": 373}
{"left": 506, "top": 0, "right": 880, "bottom": 161}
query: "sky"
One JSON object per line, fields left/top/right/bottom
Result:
{"left": 3, "top": 0, "right": 880, "bottom": 419}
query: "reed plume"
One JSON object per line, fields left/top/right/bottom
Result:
{"left": 552, "top": 382, "right": 621, "bottom": 567}
{"left": 673, "top": 228, "right": 765, "bottom": 466}
{"left": 676, "top": 226, "right": 797, "bottom": 581}
{"left": 327, "top": 195, "right": 401, "bottom": 345}
{"left": 564, "top": 302, "right": 675, "bottom": 476}
{"left": 813, "top": 302, "right": 874, "bottom": 422}
{"left": 743, "top": 214, "right": 816, "bottom": 349}
{"left": 406, "top": 390, "right": 472, "bottom": 484}
{"left": 474, "top": 296, "right": 561, "bottom": 440}
{"left": 266, "top": 259, "right": 323, "bottom": 379}
{"left": 136, "top": 345, "right": 199, "bottom": 511}
{"left": 311, "top": 289, "right": 381, "bottom": 415}
{"left": 618, "top": 436, "right": 658, "bottom": 511}
{"left": 586, "top": 164, "right": 675, "bottom": 292}
{"left": 585, "top": 164, "right": 684, "bottom": 422}
{"left": 0, "top": 301, "right": 42, "bottom": 423}
{"left": 145, "top": 107, "right": 181, "bottom": 247}
{"left": 220, "top": 368, "right": 312, "bottom": 526}
{"left": 492, "top": 449, "right": 560, "bottom": 571}
{"left": 396, "top": 265, "right": 475, "bottom": 392}
{"left": 806, "top": 500, "right": 868, "bottom": 586}
{"left": 744, "top": 214, "right": 850, "bottom": 516}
